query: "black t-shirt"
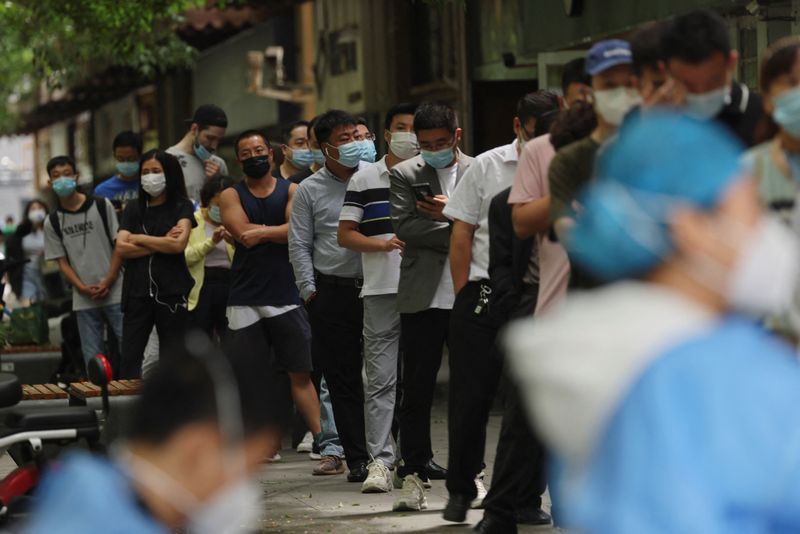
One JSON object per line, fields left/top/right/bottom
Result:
{"left": 120, "top": 198, "right": 196, "bottom": 303}
{"left": 716, "top": 81, "right": 763, "bottom": 148}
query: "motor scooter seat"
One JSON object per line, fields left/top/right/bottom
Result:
{"left": 4, "top": 407, "right": 97, "bottom": 431}
{"left": 0, "top": 373, "right": 22, "bottom": 409}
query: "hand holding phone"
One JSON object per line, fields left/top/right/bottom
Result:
{"left": 412, "top": 182, "right": 435, "bottom": 202}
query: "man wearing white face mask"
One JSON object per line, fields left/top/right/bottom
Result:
{"left": 23, "top": 340, "right": 283, "bottom": 534}
{"left": 337, "top": 102, "right": 417, "bottom": 493}
{"left": 548, "top": 40, "right": 637, "bottom": 253}
{"left": 661, "top": 10, "right": 763, "bottom": 147}
{"left": 507, "top": 114, "right": 800, "bottom": 534}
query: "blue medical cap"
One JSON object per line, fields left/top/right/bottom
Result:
{"left": 568, "top": 113, "right": 745, "bottom": 281}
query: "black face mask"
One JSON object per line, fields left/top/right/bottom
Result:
{"left": 242, "top": 155, "right": 270, "bottom": 178}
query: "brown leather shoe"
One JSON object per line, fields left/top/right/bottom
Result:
{"left": 312, "top": 455, "right": 345, "bottom": 476}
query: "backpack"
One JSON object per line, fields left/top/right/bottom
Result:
{"left": 49, "top": 196, "right": 115, "bottom": 248}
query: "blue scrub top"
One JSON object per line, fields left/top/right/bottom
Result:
{"left": 21, "top": 453, "right": 167, "bottom": 534}
{"left": 558, "top": 319, "right": 800, "bottom": 534}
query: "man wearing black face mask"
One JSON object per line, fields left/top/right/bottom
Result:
{"left": 219, "top": 130, "right": 322, "bottom": 453}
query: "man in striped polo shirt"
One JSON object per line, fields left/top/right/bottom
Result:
{"left": 338, "top": 103, "right": 418, "bottom": 493}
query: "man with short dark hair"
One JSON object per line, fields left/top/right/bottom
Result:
{"left": 23, "top": 340, "right": 282, "bottom": 534}
{"left": 661, "top": 9, "right": 762, "bottom": 146}
{"left": 44, "top": 155, "right": 123, "bottom": 371}
{"left": 219, "top": 129, "right": 321, "bottom": 457}
{"left": 561, "top": 58, "right": 592, "bottom": 106}
{"left": 354, "top": 117, "right": 378, "bottom": 163}
{"left": 442, "top": 92, "right": 558, "bottom": 526}
{"left": 629, "top": 21, "right": 669, "bottom": 106}
{"left": 289, "top": 110, "right": 370, "bottom": 482}
{"left": 337, "top": 102, "right": 418, "bottom": 493}
{"left": 95, "top": 131, "right": 143, "bottom": 210}
{"left": 389, "top": 101, "right": 474, "bottom": 512}
{"left": 276, "top": 120, "right": 314, "bottom": 184}
{"left": 167, "top": 104, "right": 229, "bottom": 200}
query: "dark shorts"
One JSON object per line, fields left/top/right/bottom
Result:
{"left": 228, "top": 307, "right": 312, "bottom": 373}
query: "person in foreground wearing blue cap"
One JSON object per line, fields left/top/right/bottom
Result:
{"left": 505, "top": 114, "right": 800, "bottom": 534}
{"left": 547, "top": 39, "right": 639, "bottom": 289}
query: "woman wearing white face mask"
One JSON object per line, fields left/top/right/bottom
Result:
{"left": 22, "top": 341, "right": 282, "bottom": 534}
{"left": 116, "top": 150, "right": 196, "bottom": 379}
{"left": 506, "top": 115, "right": 800, "bottom": 534}
{"left": 6, "top": 199, "right": 51, "bottom": 305}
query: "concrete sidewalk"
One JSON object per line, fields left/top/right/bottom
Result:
{"left": 256, "top": 405, "right": 557, "bottom": 533}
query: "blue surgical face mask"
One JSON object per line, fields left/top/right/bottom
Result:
{"left": 420, "top": 143, "right": 456, "bottom": 169}
{"left": 685, "top": 86, "right": 729, "bottom": 120}
{"left": 193, "top": 139, "right": 212, "bottom": 161}
{"left": 52, "top": 177, "right": 77, "bottom": 198}
{"left": 358, "top": 140, "right": 377, "bottom": 163}
{"left": 773, "top": 86, "right": 800, "bottom": 138}
{"left": 116, "top": 160, "right": 140, "bottom": 177}
{"left": 290, "top": 148, "right": 314, "bottom": 169}
{"left": 325, "top": 141, "right": 361, "bottom": 169}
{"left": 311, "top": 148, "right": 325, "bottom": 166}
{"left": 208, "top": 205, "right": 222, "bottom": 224}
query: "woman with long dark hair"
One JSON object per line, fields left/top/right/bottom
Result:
{"left": 116, "top": 150, "right": 195, "bottom": 378}
{"left": 6, "top": 199, "right": 50, "bottom": 305}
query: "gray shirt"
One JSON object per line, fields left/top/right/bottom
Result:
{"left": 44, "top": 197, "right": 122, "bottom": 310}
{"left": 288, "top": 165, "right": 363, "bottom": 300}
{"left": 166, "top": 146, "right": 228, "bottom": 202}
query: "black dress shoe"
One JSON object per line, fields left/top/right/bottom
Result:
{"left": 516, "top": 507, "right": 552, "bottom": 526}
{"left": 474, "top": 516, "right": 518, "bottom": 534}
{"left": 347, "top": 462, "right": 368, "bottom": 482}
{"left": 443, "top": 494, "right": 472, "bottom": 523}
{"left": 425, "top": 459, "right": 447, "bottom": 480}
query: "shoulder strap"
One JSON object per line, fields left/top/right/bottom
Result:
{"left": 49, "top": 211, "right": 62, "bottom": 240}
{"left": 93, "top": 196, "right": 115, "bottom": 247}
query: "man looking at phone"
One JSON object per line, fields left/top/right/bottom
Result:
{"left": 388, "top": 101, "right": 474, "bottom": 512}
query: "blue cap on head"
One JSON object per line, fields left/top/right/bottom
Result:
{"left": 585, "top": 39, "right": 633, "bottom": 76}
{"left": 567, "top": 113, "right": 745, "bottom": 281}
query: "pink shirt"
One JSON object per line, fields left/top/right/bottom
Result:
{"left": 508, "top": 134, "right": 570, "bottom": 316}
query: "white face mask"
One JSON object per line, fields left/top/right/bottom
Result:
{"left": 685, "top": 85, "right": 730, "bottom": 120}
{"left": 388, "top": 131, "right": 419, "bottom": 160}
{"left": 29, "top": 209, "right": 46, "bottom": 223}
{"left": 724, "top": 217, "right": 800, "bottom": 317}
{"left": 593, "top": 87, "right": 641, "bottom": 126}
{"left": 116, "top": 446, "right": 261, "bottom": 534}
{"left": 141, "top": 173, "right": 166, "bottom": 197}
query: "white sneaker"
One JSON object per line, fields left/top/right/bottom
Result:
{"left": 392, "top": 474, "right": 427, "bottom": 512}
{"left": 361, "top": 461, "right": 393, "bottom": 493}
{"left": 471, "top": 471, "right": 487, "bottom": 509}
{"left": 309, "top": 451, "right": 321, "bottom": 461}
{"left": 297, "top": 432, "right": 314, "bottom": 453}
{"left": 266, "top": 452, "right": 282, "bottom": 463}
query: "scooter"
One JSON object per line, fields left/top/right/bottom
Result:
{"left": 0, "top": 259, "right": 113, "bottom": 519}
{"left": 0, "top": 353, "right": 112, "bottom": 519}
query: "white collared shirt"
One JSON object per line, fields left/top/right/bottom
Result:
{"left": 444, "top": 140, "right": 519, "bottom": 281}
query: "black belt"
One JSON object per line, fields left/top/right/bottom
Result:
{"left": 315, "top": 271, "right": 363, "bottom": 289}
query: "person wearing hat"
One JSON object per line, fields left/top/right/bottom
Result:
{"left": 167, "top": 104, "right": 230, "bottom": 201}
{"left": 547, "top": 39, "right": 639, "bottom": 289}
{"left": 506, "top": 114, "right": 800, "bottom": 533}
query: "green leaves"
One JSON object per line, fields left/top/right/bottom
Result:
{"left": 0, "top": 0, "right": 206, "bottom": 133}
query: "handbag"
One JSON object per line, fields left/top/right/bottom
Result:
{"left": 7, "top": 303, "right": 50, "bottom": 346}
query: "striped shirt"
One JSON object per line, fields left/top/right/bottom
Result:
{"left": 340, "top": 156, "right": 401, "bottom": 296}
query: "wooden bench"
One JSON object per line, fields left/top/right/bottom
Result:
{"left": 69, "top": 380, "right": 141, "bottom": 400}
{"left": 21, "top": 384, "right": 68, "bottom": 400}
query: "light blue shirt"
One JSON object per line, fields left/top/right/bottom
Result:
{"left": 560, "top": 319, "right": 800, "bottom": 534}
{"left": 289, "top": 164, "right": 363, "bottom": 300}
{"left": 22, "top": 453, "right": 167, "bottom": 534}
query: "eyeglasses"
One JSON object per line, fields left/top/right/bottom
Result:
{"left": 354, "top": 132, "right": 376, "bottom": 142}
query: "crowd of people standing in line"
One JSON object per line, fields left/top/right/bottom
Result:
{"left": 10, "top": 7, "right": 800, "bottom": 533}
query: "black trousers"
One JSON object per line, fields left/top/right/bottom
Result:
{"left": 120, "top": 296, "right": 188, "bottom": 379}
{"left": 483, "top": 373, "right": 548, "bottom": 523}
{"left": 446, "top": 281, "right": 503, "bottom": 498}
{"left": 397, "top": 308, "right": 449, "bottom": 480}
{"left": 189, "top": 267, "right": 230, "bottom": 343}
{"left": 306, "top": 280, "right": 367, "bottom": 468}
